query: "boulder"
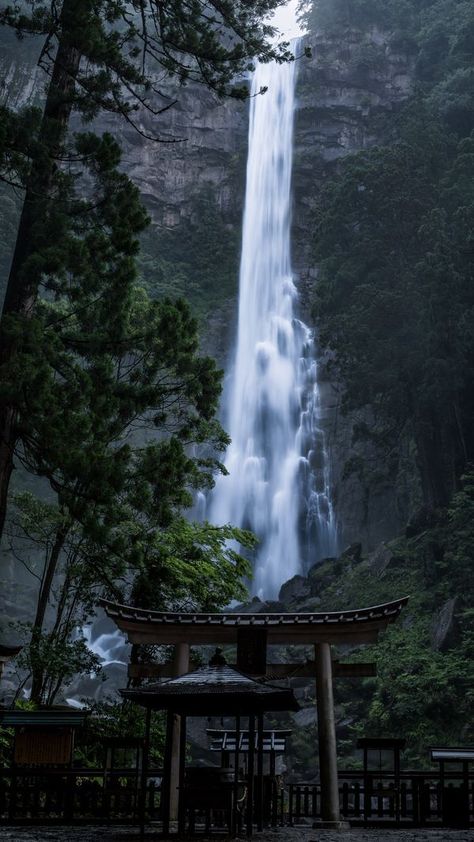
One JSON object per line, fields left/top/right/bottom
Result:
{"left": 307, "top": 558, "right": 338, "bottom": 596}
{"left": 292, "top": 707, "right": 317, "bottom": 728}
{"left": 278, "top": 575, "right": 311, "bottom": 606}
{"left": 298, "top": 597, "right": 322, "bottom": 613}
{"left": 431, "top": 597, "right": 460, "bottom": 652}
{"left": 367, "top": 542, "right": 403, "bottom": 576}
{"left": 341, "top": 542, "right": 363, "bottom": 563}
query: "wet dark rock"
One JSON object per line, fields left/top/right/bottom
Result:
{"left": 279, "top": 575, "right": 311, "bottom": 606}
{"left": 298, "top": 597, "right": 322, "bottom": 613}
{"left": 258, "top": 600, "right": 285, "bottom": 614}
{"left": 431, "top": 597, "right": 460, "bottom": 652}
{"left": 366, "top": 542, "right": 404, "bottom": 576}
{"left": 292, "top": 707, "right": 317, "bottom": 728}
{"left": 405, "top": 506, "right": 440, "bottom": 538}
{"left": 232, "top": 596, "right": 263, "bottom": 614}
{"left": 341, "top": 542, "right": 363, "bottom": 563}
{"left": 307, "top": 559, "right": 337, "bottom": 596}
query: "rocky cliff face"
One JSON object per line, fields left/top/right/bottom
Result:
{"left": 292, "top": 27, "right": 415, "bottom": 551}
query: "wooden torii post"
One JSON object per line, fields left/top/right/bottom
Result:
{"left": 102, "top": 596, "right": 408, "bottom": 829}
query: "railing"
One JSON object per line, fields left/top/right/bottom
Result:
{"left": 2, "top": 766, "right": 473, "bottom": 828}
{"left": 0, "top": 767, "right": 162, "bottom": 823}
{"left": 288, "top": 771, "right": 474, "bottom": 827}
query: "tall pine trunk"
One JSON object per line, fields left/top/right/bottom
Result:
{"left": 29, "top": 521, "right": 70, "bottom": 704}
{"left": 0, "top": 0, "right": 83, "bottom": 537}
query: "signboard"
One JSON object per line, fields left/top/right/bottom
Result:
{"left": 14, "top": 727, "right": 74, "bottom": 766}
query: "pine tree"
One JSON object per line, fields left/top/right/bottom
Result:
{"left": 0, "top": 0, "right": 291, "bottom": 534}
{"left": 3, "top": 131, "right": 252, "bottom": 705}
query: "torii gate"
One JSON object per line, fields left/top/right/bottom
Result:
{"left": 103, "top": 596, "right": 408, "bottom": 828}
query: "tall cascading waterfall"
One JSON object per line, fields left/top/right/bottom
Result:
{"left": 210, "top": 48, "right": 338, "bottom": 599}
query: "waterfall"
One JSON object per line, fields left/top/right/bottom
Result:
{"left": 210, "top": 47, "right": 338, "bottom": 599}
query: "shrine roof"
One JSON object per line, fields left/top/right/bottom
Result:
{"left": 120, "top": 664, "right": 299, "bottom": 715}
{"left": 102, "top": 596, "right": 408, "bottom": 646}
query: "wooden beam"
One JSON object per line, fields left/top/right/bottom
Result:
{"left": 334, "top": 662, "right": 376, "bottom": 678}
{"left": 128, "top": 660, "right": 376, "bottom": 680}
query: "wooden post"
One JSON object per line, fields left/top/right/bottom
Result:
{"left": 177, "top": 715, "right": 187, "bottom": 837}
{"left": 247, "top": 715, "right": 255, "bottom": 837}
{"left": 169, "top": 643, "right": 190, "bottom": 821}
{"left": 232, "top": 715, "right": 241, "bottom": 838}
{"left": 140, "top": 707, "right": 151, "bottom": 840}
{"left": 314, "top": 642, "right": 340, "bottom": 825}
{"left": 256, "top": 714, "right": 264, "bottom": 831}
{"left": 162, "top": 710, "right": 174, "bottom": 836}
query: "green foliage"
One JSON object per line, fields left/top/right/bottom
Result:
{"left": 0, "top": 132, "right": 251, "bottom": 705}
{"left": 13, "top": 622, "right": 102, "bottom": 708}
{"left": 305, "top": 475, "right": 474, "bottom": 766}
{"left": 76, "top": 700, "right": 166, "bottom": 767}
{"left": 140, "top": 189, "right": 241, "bottom": 317}
{"left": 311, "top": 29, "right": 474, "bottom": 506}
{"left": 1, "top": 0, "right": 291, "bottom": 118}
{"left": 298, "top": 0, "right": 426, "bottom": 37}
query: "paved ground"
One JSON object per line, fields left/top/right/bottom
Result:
{"left": 1, "top": 827, "right": 473, "bottom": 842}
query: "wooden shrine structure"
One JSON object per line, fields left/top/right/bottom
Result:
{"left": 103, "top": 596, "right": 408, "bottom": 830}
{"left": 121, "top": 662, "right": 298, "bottom": 836}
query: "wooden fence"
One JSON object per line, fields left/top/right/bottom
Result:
{"left": 0, "top": 767, "right": 162, "bottom": 823}
{"left": 288, "top": 770, "right": 474, "bottom": 827}
{"left": 2, "top": 766, "right": 473, "bottom": 828}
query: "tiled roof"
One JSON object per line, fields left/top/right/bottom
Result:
{"left": 120, "top": 664, "right": 299, "bottom": 714}
{"left": 102, "top": 597, "right": 408, "bottom": 646}
{"left": 102, "top": 597, "right": 408, "bottom": 628}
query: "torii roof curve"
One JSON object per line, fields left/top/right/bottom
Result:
{"left": 102, "top": 596, "right": 408, "bottom": 646}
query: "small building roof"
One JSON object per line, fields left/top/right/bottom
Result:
{"left": 431, "top": 747, "right": 474, "bottom": 763}
{"left": 0, "top": 708, "right": 89, "bottom": 728}
{"left": 120, "top": 664, "right": 299, "bottom": 716}
{"left": 102, "top": 597, "right": 408, "bottom": 646}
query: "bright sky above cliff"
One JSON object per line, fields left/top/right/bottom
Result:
{"left": 271, "top": 0, "right": 306, "bottom": 39}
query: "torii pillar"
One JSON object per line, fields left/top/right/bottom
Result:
{"left": 314, "top": 642, "right": 346, "bottom": 828}
{"left": 169, "top": 642, "right": 190, "bottom": 821}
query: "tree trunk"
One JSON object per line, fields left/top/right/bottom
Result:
{"left": 0, "top": 0, "right": 83, "bottom": 538}
{"left": 30, "top": 522, "right": 70, "bottom": 704}
{"left": 414, "top": 406, "right": 464, "bottom": 510}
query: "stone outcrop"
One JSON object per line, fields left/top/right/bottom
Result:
{"left": 431, "top": 597, "right": 460, "bottom": 652}
{"left": 279, "top": 575, "right": 312, "bottom": 606}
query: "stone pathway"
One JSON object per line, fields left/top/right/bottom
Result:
{"left": 1, "top": 827, "right": 473, "bottom": 842}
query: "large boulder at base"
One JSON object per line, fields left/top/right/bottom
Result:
{"left": 341, "top": 542, "right": 363, "bottom": 563}
{"left": 307, "top": 558, "right": 338, "bottom": 596}
{"left": 367, "top": 542, "right": 403, "bottom": 576}
{"left": 278, "top": 575, "right": 311, "bottom": 606}
{"left": 292, "top": 707, "right": 317, "bottom": 728}
{"left": 431, "top": 597, "right": 460, "bottom": 652}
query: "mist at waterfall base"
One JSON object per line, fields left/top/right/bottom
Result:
{"left": 209, "top": 50, "right": 338, "bottom": 600}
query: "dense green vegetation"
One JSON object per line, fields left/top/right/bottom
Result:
{"left": 292, "top": 0, "right": 474, "bottom": 767}
{"left": 0, "top": 130, "right": 251, "bottom": 705}
{"left": 0, "top": 0, "right": 289, "bottom": 705}
{"left": 139, "top": 188, "right": 241, "bottom": 317}
{"left": 306, "top": 0, "right": 474, "bottom": 508}
{"left": 308, "top": 472, "right": 474, "bottom": 766}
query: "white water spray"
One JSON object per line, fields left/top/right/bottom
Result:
{"left": 210, "top": 49, "right": 338, "bottom": 599}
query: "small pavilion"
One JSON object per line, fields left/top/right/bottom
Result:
{"left": 121, "top": 662, "right": 299, "bottom": 836}
{"left": 103, "top": 596, "right": 408, "bottom": 829}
